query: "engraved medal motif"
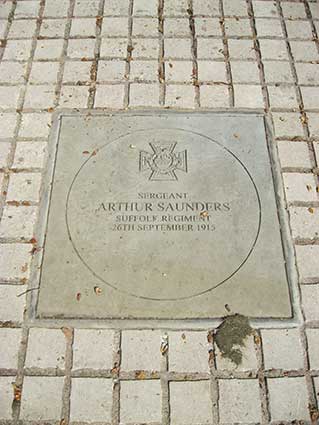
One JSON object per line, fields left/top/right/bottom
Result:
{"left": 139, "top": 142, "right": 188, "bottom": 181}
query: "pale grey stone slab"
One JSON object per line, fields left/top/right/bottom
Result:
{"left": 37, "top": 112, "right": 292, "bottom": 319}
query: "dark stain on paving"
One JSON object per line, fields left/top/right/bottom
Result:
{"left": 214, "top": 314, "right": 252, "bottom": 366}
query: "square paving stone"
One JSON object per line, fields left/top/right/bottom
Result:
{"left": 121, "top": 330, "right": 161, "bottom": 371}
{"left": 20, "top": 376, "right": 64, "bottom": 420}
{"left": 0, "top": 377, "right": 14, "bottom": 419}
{"left": 25, "top": 328, "right": 66, "bottom": 369}
{"left": 70, "top": 378, "right": 113, "bottom": 422}
{"left": 219, "top": 379, "right": 261, "bottom": 423}
{"left": 0, "top": 328, "right": 21, "bottom": 369}
{"left": 268, "top": 377, "right": 309, "bottom": 421}
{"left": 73, "top": 329, "right": 114, "bottom": 370}
{"left": 120, "top": 380, "right": 161, "bottom": 423}
{"left": 37, "top": 112, "right": 293, "bottom": 320}
{"left": 170, "top": 381, "right": 213, "bottom": 424}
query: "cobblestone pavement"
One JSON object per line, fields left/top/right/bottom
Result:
{"left": 0, "top": 0, "right": 319, "bottom": 423}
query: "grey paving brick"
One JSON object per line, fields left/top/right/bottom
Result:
{"left": 168, "top": 331, "right": 208, "bottom": 373}
{"left": 219, "top": 379, "right": 262, "bottom": 423}
{"left": 120, "top": 380, "right": 162, "bottom": 423}
{"left": 121, "top": 330, "right": 161, "bottom": 371}
{"left": 170, "top": 381, "right": 213, "bottom": 424}
{"left": 20, "top": 376, "right": 64, "bottom": 420}
{"left": 0, "top": 377, "right": 14, "bottom": 420}
{"left": 73, "top": 329, "right": 114, "bottom": 370}
{"left": 268, "top": 377, "right": 309, "bottom": 421}
{"left": 261, "top": 329, "right": 304, "bottom": 370}
{"left": 25, "top": 328, "right": 66, "bottom": 369}
{"left": 0, "top": 328, "right": 21, "bottom": 369}
{"left": 301, "top": 285, "right": 319, "bottom": 321}
{"left": 70, "top": 378, "right": 113, "bottom": 422}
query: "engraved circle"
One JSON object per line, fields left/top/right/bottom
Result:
{"left": 66, "top": 128, "right": 261, "bottom": 301}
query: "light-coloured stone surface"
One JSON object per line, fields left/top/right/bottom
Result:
{"left": 0, "top": 285, "right": 26, "bottom": 322}
{"left": 129, "top": 83, "right": 160, "bottom": 107}
{"left": 170, "top": 381, "right": 213, "bottom": 424}
{"left": 12, "top": 142, "right": 47, "bottom": 169}
{"left": 70, "top": 378, "right": 113, "bottom": 422}
{"left": 0, "top": 206, "right": 38, "bottom": 239}
{"left": 73, "top": 329, "right": 114, "bottom": 370}
{"left": 121, "top": 330, "right": 161, "bottom": 371}
{"left": 0, "top": 142, "right": 11, "bottom": 168}
{"left": 296, "top": 245, "right": 319, "bottom": 282}
{"left": 219, "top": 379, "right": 262, "bottom": 423}
{"left": 308, "top": 112, "right": 319, "bottom": 137}
{"left": 0, "top": 328, "right": 21, "bottom": 369}
{"left": 301, "top": 285, "right": 319, "bottom": 322}
{"left": 120, "top": 380, "right": 162, "bottom": 423}
{"left": 268, "top": 84, "right": 298, "bottom": 109}
{"left": 6, "top": 173, "right": 42, "bottom": 203}
{"left": 200, "top": 85, "right": 229, "bottom": 108}
{"left": 0, "top": 0, "right": 318, "bottom": 421}
{"left": 0, "top": 377, "right": 14, "bottom": 420}
{"left": 228, "top": 39, "right": 256, "bottom": 60}
{"left": 261, "top": 329, "right": 304, "bottom": 370}
{"left": 0, "top": 244, "right": 31, "bottom": 281}
{"left": 306, "top": 329, "right": 319, "bottom": 370}
{"left": 25, "top": 328, "right": 66, "bottom": 369}
{"left": 233, "top": 84, "right": 264, "bottom": 108}
{"left": 268, "top": 377, "right": 309, "bottom": 421}
{"left": 34, "top": 39, "right": 64, "bottom": 60}
{"left": 283, "top": 173, "right": 318, "bottom": 203}
{"left": 277, "top": 141, "right": 312, "bottom": 169}
{"left": 20, "top": 376, "right": 64, "bottom": 420}
{"left": 272, "top": 112, "right": 304, "bottom": 138}
{"left": 95, "top": 84, "right": 125, "bottom": 108}
{"left": 169, "top": 331, "right": 208, "bottom": 372}
{"left": 289, "top": 206, "right": 319, "bottom": 240}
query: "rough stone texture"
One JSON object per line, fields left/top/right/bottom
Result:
{"left": 20, "top": 376, "right": 64, "bottom": 420}
{"left": 289, "top": 207, "right": 319, "bottom": 240}
{"left": 283, "top": 173, "right": 318, "bottom": 203}
{"left": 218, "top": 379, "right": 262, "bottom": 423}
{"left": 25, "top": 328, "right": 66, "bottom": 369}
{"left": 121, "top": 330, "right": 161, "bottom": 371}
{"left": 277, "top": 141, "right": 312, "bottom": 169}
{"left": 168, "top": 331, "right": 209, "bottom": 373}
{"left": 267, "top": 377, "right": 309, "bottom": 421}
{"left": 233, "top": 84, "right": 264, "bottom": 108}
{"left": 0, "top": 285, "right": 26, "bottom": 322}
{"left": 0, "top": 206, "right": 38, "bottom": 239}
{"left": 215, "top": 335, "right": 258, "bottom": 371}
{"left": 73, "top": 329, "right": 114, "bottom": 370}
{"left": 70, "top": 378, "right": 113, "bottom": 422}
{"left": 0, "top": 328, "right": 21, "bottom": 369}
{"left": 0, "top": 377, "right": 14, "bottom": 420}
{"left": 120, "top": 380, "right": 162, "bottom": 423}
{"left": 261, "top": 329, "right": 304, "bottom": 370}
{"left": 200, "top": 85, "right": 229, "bottom": 108}
{"left": 0, "top": 0, "right": 318, "bottom": 421}
{"left": 306, "top": 329, "right": 319, "bottom": 369}
{"left": 296, "top": 245, "right": 319, "bottom": 282}
{"left": 301, "top": 285, "right": 319, "bottom": 322}
{"left": 0, "top": 244, "right": 31, "bottom": 281}
{"left": 6, "top": 173, "right": 42, "bottom": 203}
{"left": 170, "top": 381, "right": 213, "bottom": 424}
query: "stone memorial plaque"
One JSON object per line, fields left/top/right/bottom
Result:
{"left": 37, "top": 112, "right": 292, "bottom": 320}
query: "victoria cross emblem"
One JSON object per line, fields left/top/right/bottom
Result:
{"left": 139, "top": 142, "right": 188, "bottom": 181}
